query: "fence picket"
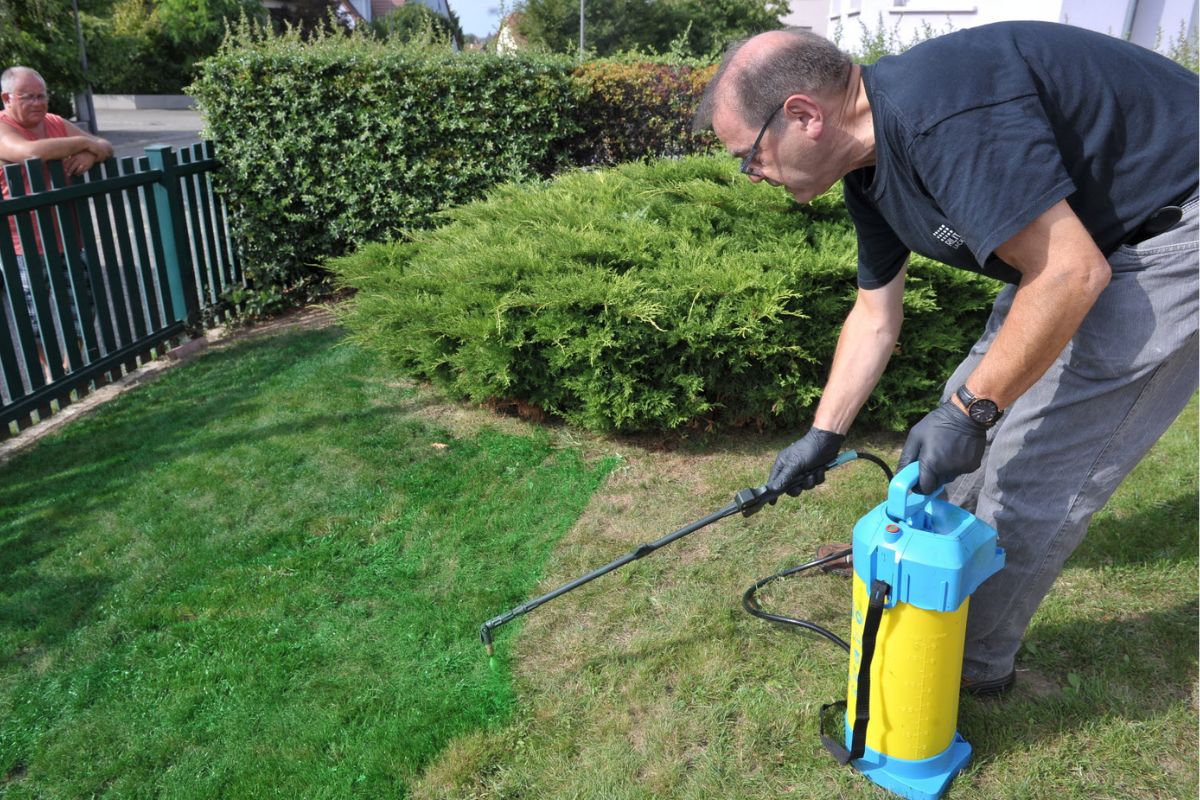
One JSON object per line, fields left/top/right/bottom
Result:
{"left": 138, "top": 156, "right": 174, "bottom": 325}
{"left": 26, "top": 162, "right": 88, "bottom": 375}
{"left": 89, "top": 159, "right": 134, "bottom": 346}
{"left": 46, "top": 161, "right": 102, "bottom": 365}
{"left": 72, "top": 169, "right": 117, "bottom": 356}
{"left": 190, "top": 143, "right": 224, "bottom": 304}
{"left": 145, "top": 146, "right": 197, "bottom": 322}
{"left": 104, "top": 158, "right": 147, "bottom": 341}
{"left": 120, "top": 157, "right": 163, "bottom": 332}
{"left": 5, "top": 163, "right": 67, "bottom": 382}
{"left": 0, "top": 224, "right": 43, "bottom": 392}
{"left": 201, "top": 142, "right": 234, "bottom": 291}
{"left": 176, "top": 149, "right": 211, "bottom": 306}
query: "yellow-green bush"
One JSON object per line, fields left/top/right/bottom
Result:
{"left": 329, "top": 156, "right": 1000, "bottom": 433}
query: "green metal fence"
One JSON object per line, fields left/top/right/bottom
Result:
{"left": 0, "top": 141, "right": 241, "bottom": 435}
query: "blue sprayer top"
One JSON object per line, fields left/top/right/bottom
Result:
{"left": 852, "top": 462, "right": 1005, "bottom": 611}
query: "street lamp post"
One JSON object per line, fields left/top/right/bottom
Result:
{"left": 578, "top": 0, "right": 585, "bottom": 61}
{"left": 70, "top": 0, "right": 98, "bottom": 134}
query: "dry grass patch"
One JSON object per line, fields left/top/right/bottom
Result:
{"left": 415, "top": 398, "right": 1197, "bottom": 800}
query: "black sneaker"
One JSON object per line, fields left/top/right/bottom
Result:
{"left": 961, "top": 670, "right": 1016, "bottom": 697}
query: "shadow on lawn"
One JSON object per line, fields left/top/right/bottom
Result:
{"left": 1070, "top": 490, "right": 1199, "bottom": 568}
{"left": 0, "top": 571, "right": 114, "bottom": 666}
{"left": 0, "top": 328, "right": 374, "bottom": 504}
{"left": 962, "top": 598, "right": 1199, "bottom": 759}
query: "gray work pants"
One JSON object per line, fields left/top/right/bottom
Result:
{"left": 941, "top": 195, "right": 1199, "bottom": 683}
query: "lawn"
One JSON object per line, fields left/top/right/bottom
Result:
{"left": 415, "top": 400, "right": 1198, "bottom": 799}
{"left": 0, "top": 324, "right": 615, "bottom": 798}
{"left": 2, "top": 321, "right": 1195, "bottom": 800}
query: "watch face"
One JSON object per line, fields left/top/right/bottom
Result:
{"left": 968, "top": 399, "right": 1000, "bottom": 425}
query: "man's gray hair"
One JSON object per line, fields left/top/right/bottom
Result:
{"left": 693, "top": 29, "right": 852, "bottom": 133}
{"left": 1, "top": 66, "right": 44, "bottom": 95}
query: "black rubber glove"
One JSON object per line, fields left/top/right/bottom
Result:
{"left": 898, "top": 401, "right": 987, "bottom": 494}
{"left": 767, "top": 427, "right": 845, "bottom": 496}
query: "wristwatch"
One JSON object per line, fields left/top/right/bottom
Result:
{"left": 955, "top": 384, "right": 1003, "bottom": 427}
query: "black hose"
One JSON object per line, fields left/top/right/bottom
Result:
{"left": 741, "top": 453, "right": 894, "bottom": 650}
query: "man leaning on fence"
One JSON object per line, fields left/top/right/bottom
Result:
{"left": 0, "top": 66, "right": 113, "bottom": 377}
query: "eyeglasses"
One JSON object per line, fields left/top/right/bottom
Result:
{"left": 740, "top": 101, "right": 786, "bottom": 176}
{"left": 10, "top": 93, "right": 48, "bottom": 103}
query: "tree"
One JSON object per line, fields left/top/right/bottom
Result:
{"left": 666, "top": 0, "right": 788, "bottom": 58}
{"left": 265, "top": 0, "right": 342, "bottom": 37}
{"left": 515, "top": 0, "right": 785, "bottom": 59}
{"left": 0, "top": 0, "right": 273, "bottom": 99}
{"left": 516, "top": 0, "right": 667, "bottom": 56}
{"left": 154, "top": 0, "right": 265, "bottom": 50}
{"left": 0, "top": 0, "right": 95, "bottom": 110}
{"left": 86, "top": 0, "right": 182, "bottom": 93}
{"left": 370, "top": 2, "right": 464, "bottom": 49}
{"left": 82, "top": 0, "right": 268, "bottom": 94}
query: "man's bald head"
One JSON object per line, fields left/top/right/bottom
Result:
{"left": 693, "top": 29, "right": 852, "bottom": 133}
{"left": 1, "top": 67, "right": 45, "bottom": 96}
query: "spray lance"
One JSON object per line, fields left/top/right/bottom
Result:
{"left": 478, "top": 452, "right": 1006, "bottom": 800}
{"left": 479, "top": 450, "right": 878, "bottom": 655}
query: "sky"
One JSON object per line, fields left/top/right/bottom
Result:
{"left": 448, "top": 1, "right": 507, "bottom": 39}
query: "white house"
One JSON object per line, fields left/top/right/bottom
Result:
{"left": 331, "top": 0, "right": 451, "bottom": 26}
{"left": 782, "top": 0, "right": 832, "bottom": 34}
{"left": 826, "top": 0, "right": 1197, "bottom": 53}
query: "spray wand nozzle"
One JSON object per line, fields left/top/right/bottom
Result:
{"left": 480, "top": 624, "right": 495, "bottom": 657}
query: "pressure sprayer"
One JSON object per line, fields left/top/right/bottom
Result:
{"left": 478, "top": 452, "right": 1005, "bottom": 800}
{"left": 820, "top": 461, "right": 1005, "bottom": 800}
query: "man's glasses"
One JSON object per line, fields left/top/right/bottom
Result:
{"left": 11, "top": 93, "right": 49, "bottom": 103}
{"left": 740, "top": 101, "right": 786, "bottom": 176}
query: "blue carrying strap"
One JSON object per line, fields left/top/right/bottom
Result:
{"left": 820, "top": 579, "right": 890, "bottom": 765}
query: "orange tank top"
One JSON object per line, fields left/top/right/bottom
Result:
{"left": 0, "top": 111, "right": 71, "bottom": 256}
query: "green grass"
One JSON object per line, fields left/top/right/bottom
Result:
{"left": 2, "top": 322, "right": 1195, "bottom": 799}
{"left": 0, "top": 326, "right": 615, "bottom": 798}
{"left": 415, "top": 399, "right": 1198, "bottom": 800}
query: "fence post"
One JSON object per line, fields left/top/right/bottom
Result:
{"left": 145, "top": 145, "right": 196, "bottom": 323}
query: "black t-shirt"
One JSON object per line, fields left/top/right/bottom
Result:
{"left": 846, "top": 21, "right": 1200, "bottom": 289}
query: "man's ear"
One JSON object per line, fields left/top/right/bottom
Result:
{"left": 783, "top": 94, "right": 824, "bottom": 139}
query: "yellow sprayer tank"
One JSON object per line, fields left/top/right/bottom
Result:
{"left": 840, "top": 462, "right": 1004, "bottom": 800}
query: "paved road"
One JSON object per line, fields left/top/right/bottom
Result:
{"left": 94, "top": 108, "right": 206, "bottom": 160}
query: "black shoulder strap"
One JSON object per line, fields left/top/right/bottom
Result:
{"left": 820, "top": 579, "right": 890, "bottom": 765}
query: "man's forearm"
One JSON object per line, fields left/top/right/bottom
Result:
{"left": 961, "top": 265, "right": 1107, "bottom": 410}
{"left": 87, "top": 136, "right": 113, "bottom": 161}
{"left": 964, "top": 202, "right": 1111, "bottom": 410}
{"left": 0, "top": 135, "right": 106, "bottom": 164}
{"left": 812, "top": 293, "right": 903, "bottom": 435}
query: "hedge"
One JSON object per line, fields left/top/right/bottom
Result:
{"left": 190, "top": 30, "right": 580, "bottom": 290}
{"left": 191, "top": 31, "right": 717, "bottom": 295}
{"left": 568, "top": 58, "right": 716, "bottom": 167}
{"left": 328, "top": 156, "right": 1000, "bottom": 434}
